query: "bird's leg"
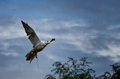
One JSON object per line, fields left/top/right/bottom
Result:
{"left": 32, "top": 52, "right": 37, "bottom": 58}
{"left": 36, "top": 54, "right": 37, "bottom": 58}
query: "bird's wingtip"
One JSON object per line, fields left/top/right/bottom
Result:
{"left": 21, "top": 20, "right": 24, "bottom": 23}
{"left": 50, "top": 38, "right": 55, "bottom": 42}
{"left": 21, "top": 20, "right": 26, "bottom": 25}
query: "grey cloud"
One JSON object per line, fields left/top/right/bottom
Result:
{"left": 0, "top": 15, "right": 16, "bottom": 26}
{"left": 55, "top": 0, "right": 120, "bottom": 26}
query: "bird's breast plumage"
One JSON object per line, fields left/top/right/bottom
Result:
{"left": 33, "top": 42, "right": 47, "bottom": 52}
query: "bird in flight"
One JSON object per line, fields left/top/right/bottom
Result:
{"left": 21, "top": 20, "right": 55, "bottom": 63}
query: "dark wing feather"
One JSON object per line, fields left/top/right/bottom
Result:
{"left": 50, "top": 38, "right": 55, "bottom": 42}
{"left": 21, "top": 20, "right": 40, "bottom": 47}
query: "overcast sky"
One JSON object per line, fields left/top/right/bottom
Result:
{"left": 0, "top": 0, "right": 120, "bottom": 79}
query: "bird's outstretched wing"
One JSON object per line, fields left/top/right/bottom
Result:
{"left": 21, "top": 20, "right": 40, "bottom": 47}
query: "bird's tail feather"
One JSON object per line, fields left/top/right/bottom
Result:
{"left": 25, "top": 49, "right": 36, "bottom": 63}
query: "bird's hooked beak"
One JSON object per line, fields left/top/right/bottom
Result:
{"left": 47, "top": 40, "right": 50, "bottom": 44}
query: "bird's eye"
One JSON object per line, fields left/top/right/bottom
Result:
{"left": 47, "top": 41, "right": 49, "bottom": 43}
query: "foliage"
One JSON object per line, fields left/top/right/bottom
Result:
{"left": 44, "top": 57, "right": 95, "bottom": 79}
{"left": 44, "top": 57, "right": 120, "bottom": 79}
{"left": 97, "top": 72, "right": 111, "bottom": 79}
{"left": 44, "top": 74, "right": 56, "bottom": 79}
{"left": 110, "top": 63, "right": 120, "bottom": 79}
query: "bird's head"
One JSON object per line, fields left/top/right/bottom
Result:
{"left": 45, "top": 38, "right": 55, "bottom": 45}
{"left": 45, "top": 38, "right": 55, "bottom": 44}
{"left": 45, "top": 40, "right": 50, "bottom": 44}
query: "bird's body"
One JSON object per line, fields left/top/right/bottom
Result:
{"left": 25, "top": 41, "right": 48, "bottom": 63}
{"left": 21, "top": 20, "right": 55, "bottom": 63}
